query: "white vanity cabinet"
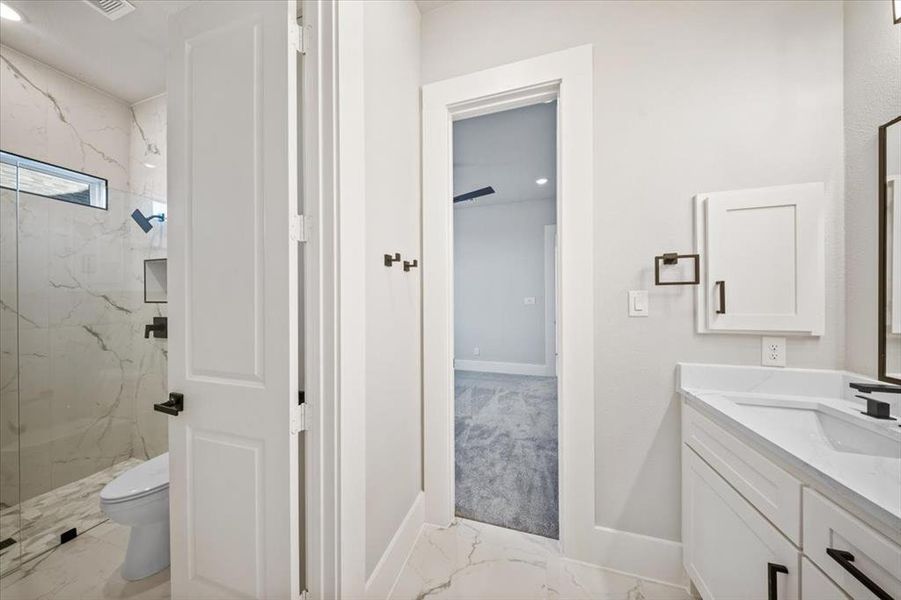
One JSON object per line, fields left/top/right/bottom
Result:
{"left": 682, "top": 402, "right": 901, "bottom": 600}
{"left": 803, "top": 488, "right": 901, "bottom": 599}
{"left": 683, "top": 447, "right": 799, "bottom": 599}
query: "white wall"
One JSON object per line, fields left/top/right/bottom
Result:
{"left": 361, "top": 0, "right": 424, "bottom": 585}
{"left": 454, "top": 199, "right": 555, "bottom": 368}
{"left": 129, "top": 93, "right": 167, "bottom": 202}
{"left": 421, "top": 0, "right": 844, "bottom": 543}
{"left": 0, "top": 45, "right": 130, "bottom": 189}
{"left": 844, "top": 0, "right": 901, "bottom": 377}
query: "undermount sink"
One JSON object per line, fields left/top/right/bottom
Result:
{"left": 727, "top": 397, "right": 900, "bottom": 460}
{"left": 678, "top": 364, "right": 901, "bottom": 527}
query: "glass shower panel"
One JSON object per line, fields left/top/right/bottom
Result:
{"left": 0, "top": 179, "right": 21, "bottom": 576}
{"left": 0, "top": 156, "right": 167, "bottom": 573}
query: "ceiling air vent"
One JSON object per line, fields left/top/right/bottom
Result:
{"left": 82, "top": 0, "right": 136, "bottom": 21}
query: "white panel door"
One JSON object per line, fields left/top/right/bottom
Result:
{"left": 683, "top": 446, "right": 799, "bottom": 600}
{"left": 167, "top": 2, "right": 299, "bottom": 598}
{"left": 703, "top": 182, "right": 823, "bottom": 334}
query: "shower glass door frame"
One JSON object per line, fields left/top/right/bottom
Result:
{"left": 0, "top": 151, "right": 167, "bottom": 577}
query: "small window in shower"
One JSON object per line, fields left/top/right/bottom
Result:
{"left": 0, "top": 151, "right": 108, "bottom": 209}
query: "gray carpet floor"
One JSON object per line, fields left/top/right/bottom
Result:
{"left": 454, "top": 370, "right": 559, "bottom": 539}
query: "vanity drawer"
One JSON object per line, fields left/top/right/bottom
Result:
{"left": 803, "top": 488, "right": 901, "bottom": 600}
{"left": 683, "top": 404, "right": 802, "bottom": 544}
{"left": 801, "top": 557, "right": 849, "bottom": 599}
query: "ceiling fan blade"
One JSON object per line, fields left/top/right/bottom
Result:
{"left": 453, "top": 186, "right": 495, "bottom": 203}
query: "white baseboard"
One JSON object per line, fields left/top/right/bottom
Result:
{"left": 455, "top": 359, "right": 555, "bottom": 377}
{"left": 574, "top": 526, "right": 685, "bottom": 588}
{"left": 365, "top": 491, "right": 425, "bottom": 599}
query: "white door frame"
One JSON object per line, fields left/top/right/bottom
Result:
{"left": 422, "top": 45, "right": 595, "bottom": 558}
{"left": 300, "top": 0, "right": 340, "bottom": 597}
{"left": 544, "top": 224, "right": 557, "bottom": 377}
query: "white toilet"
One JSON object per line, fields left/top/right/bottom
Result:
{"left": 100, "top": 453, "right": 170, "bottom": 580}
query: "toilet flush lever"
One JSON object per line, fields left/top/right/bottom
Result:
{"left": 154, "top": 392, "right": 184, "bottom": 416}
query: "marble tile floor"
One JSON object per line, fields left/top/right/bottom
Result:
{"left": 390, "top": 518, "right": 691, "bottom": 600}
{"left": 0, "top": 505, "right": 684, "bottom": 600}
{"left": 455, "top": 371, "right": 559, "bottom": 539}
{"left": 0, "top": 458, "right": 142, "bottom": 576}
{"left": 0, "top": 521, "right": 169, "bottom": 600}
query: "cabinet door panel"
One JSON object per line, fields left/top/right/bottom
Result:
{"left": 683, "top": 446, "right": 799, "bottom": 600}
{"left": 698, "top": 182, "right": 824, "bottom": 334}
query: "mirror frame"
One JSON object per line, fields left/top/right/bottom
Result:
{"left": 878, "top": 115, "right": 901, "bottom": 384}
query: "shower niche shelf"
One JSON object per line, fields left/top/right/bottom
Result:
{"left": 144, "top": 258, "right": 168, "bottom": 303}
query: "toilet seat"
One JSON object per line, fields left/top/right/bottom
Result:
{"left": 101, "top": 454, "right": 169, "bottom": 504}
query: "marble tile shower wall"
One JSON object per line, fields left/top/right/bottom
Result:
{"left": 0, "top": 45, "right": 168, "bottom": 508}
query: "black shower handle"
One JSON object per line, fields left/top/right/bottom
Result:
{"left": 154, "top": 392, "right": 184, "bottom": 416}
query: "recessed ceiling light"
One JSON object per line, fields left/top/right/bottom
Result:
{"left": 535, "top": 178, "right": 548, "bottom": 185}
{"left": 142, "top": 162, "right": 157, "bottom": 169}
{"left": 0, "top": 2, "right": 22, "bottom": 22}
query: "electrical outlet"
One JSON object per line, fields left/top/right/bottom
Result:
{"left": 473, "top": 347, "right": 480, "bottom": 356}
{"left": 524, "top": 297, "right": 536, "bottom": 305}
{"left": 761, "top": 337, "right": 786, "bottom": 367}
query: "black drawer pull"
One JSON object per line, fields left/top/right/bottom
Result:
{"left": 827, "top": 548, "right": 894, "bottom": 600}
{"left": 767, "top": 562, "right": 788, "bottom": 600}
{"left": 154, "top": 392, "right": 184, "bottom": 416}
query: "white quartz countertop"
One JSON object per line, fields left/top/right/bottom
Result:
{"left": 678, "top": 363, "right": 901, "bottom": 532}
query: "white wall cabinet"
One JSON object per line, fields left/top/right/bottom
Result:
{"left": 695, "top": 183, "right": 825, "bottom": 335}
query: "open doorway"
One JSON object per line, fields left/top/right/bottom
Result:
{"left": 452, "top": 102, "right": 559, "bottom": 539}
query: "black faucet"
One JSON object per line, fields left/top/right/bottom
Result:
{"left": 850, "top": 382, "right": 898, "bottom": 421}
{"left": 849, "top": 382, "right": 901, "bottom": 394}
{"left": 144, "top": 316, "right": 168, "bottom": 339}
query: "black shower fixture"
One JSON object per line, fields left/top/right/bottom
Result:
{"left": 131, "top": 208, "right": 166, "bottom": 233}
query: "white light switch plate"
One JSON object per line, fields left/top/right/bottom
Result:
{"left": 761, "top": 337, "right": 786, "bottom": 367}
{"left": 628, "top": 290, "right": 649, "bottom": 317}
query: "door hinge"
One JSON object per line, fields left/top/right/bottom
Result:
{"left": 290, "top": 214, "right": 309, "bottom": 243}
{"left": 292, "top": 23, "right": 307, "bottom": 55}
{"left": 290, "top": 402, "right": 307, "bottom": 434}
